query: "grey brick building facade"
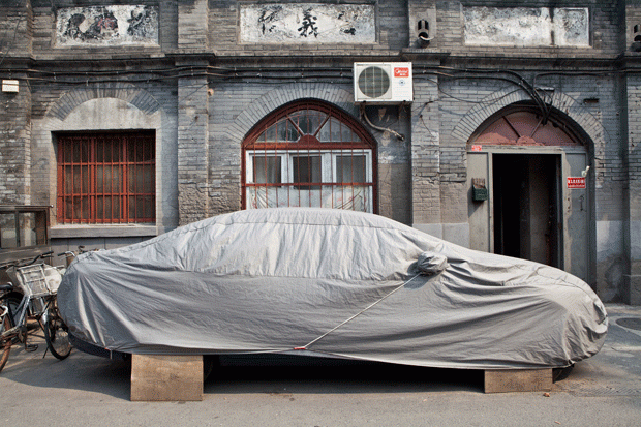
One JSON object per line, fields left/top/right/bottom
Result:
{"left": 1, "top": 0, "right": 639, "bottom": 304}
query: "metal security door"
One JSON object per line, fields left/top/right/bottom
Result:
{"left": 563, "top": 152, "right": 589, "bottom": 282}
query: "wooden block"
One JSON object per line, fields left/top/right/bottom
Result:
{"left": 484, "top": 369, "right": 552, "bottom": 393}
{"left": 131, "top": 354, "right": 203, "bottom": 401}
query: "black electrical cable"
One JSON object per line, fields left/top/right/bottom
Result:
{"left": 456, "top": 67, "right": 550, "bottom": 118}
{"left": 0, "top": 56, "right": 632, "bottom": 121}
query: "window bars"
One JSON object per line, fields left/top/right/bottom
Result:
{"left": 243, "top": 101, "right": 376, "bottom": 213}
{"left": 57, "top": 131, "right": 155, "bottom": 224}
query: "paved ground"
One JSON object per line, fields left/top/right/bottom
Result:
{"left": 1, "top": 304, "right": 640, "bottom": 427}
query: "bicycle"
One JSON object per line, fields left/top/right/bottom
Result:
{"left": 1, "top": 251, "right": 71, "bottom": 373}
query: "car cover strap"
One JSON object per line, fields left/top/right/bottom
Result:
{"left": 298, "top": 273, "right": 422, "bottom": 350}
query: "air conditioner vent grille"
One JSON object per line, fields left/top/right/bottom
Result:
{"left": 358, "top": 66, "right": 391, "bottom": 98}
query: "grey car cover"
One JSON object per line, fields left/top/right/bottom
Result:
{"left": 58, "top": 208, "right": 608, "bottom": 369}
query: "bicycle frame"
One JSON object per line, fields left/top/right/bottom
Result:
{"left": 4, "top": 288, "right": 50, "bottom": 329}
{"left": 1, "top": 252, "right": 72, "bottom": 373}
{"left": 0, "top": 304, "right": 8, "bottom": 327}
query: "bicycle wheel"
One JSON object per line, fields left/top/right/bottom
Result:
{"left": 43, "top": 306, "right": 71, "bottom": 360}
{"left": 0, "top": 314, "right": 11, "bottom": 373}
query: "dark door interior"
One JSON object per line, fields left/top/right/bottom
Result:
{"left": 493, "top": 154, "right": 561, "bottom": 267}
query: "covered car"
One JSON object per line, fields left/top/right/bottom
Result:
{"left": 58, "top": 208, "right": 607, "bottom": 369}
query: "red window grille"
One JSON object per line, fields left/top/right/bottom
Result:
{"left": 56, "top": 131, "right": 155, "bottom": 224}
{"left": 242, "top": 101, "right": 377, "bottom": 213}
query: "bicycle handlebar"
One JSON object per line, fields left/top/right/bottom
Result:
{"left": 26, "top": 251, "right": 53, "bottom": 265}
{"left": 0, "top": 251, "right": 55, "bottom": 270}
{"left": 57, "top": 246, "right": 89, "bottom": 257}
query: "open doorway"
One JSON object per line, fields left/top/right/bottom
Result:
{"left": 493, "top": 154, "right": 562, "bottom": 268}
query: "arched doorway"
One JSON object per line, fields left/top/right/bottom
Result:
{"left": 242, "top": 100, "right": 377, "bottom": 212}
{"left": 467, "top": 104, "right": 591, "bottom": 281}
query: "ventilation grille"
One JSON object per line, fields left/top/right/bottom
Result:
{"left": 358, "top": 66, "right": 391, "bottom": 98}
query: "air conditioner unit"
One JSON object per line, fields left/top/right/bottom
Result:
{"left": 354, "top": 62, "right": 412, "bottom": 104}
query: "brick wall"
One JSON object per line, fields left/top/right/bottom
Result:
{"left": 207, "top": 80, "right": 411, "bottom": 222}
{"left": 1, "top": 0, "right": 638, "bottom": 301}
{"left": 0, "top": 1, "right": 32, "bottom": 204}
{"left": 0, "top": 0, "right": 32, "bottom": 56}
{"left": 625, "top": 0, "right": 641, "bottom": 302}
{"left": 0, "top": 76, "right": 31, "bottom": 205}
{"left": 179, "top": 0, "right": 208, "bottom": 51}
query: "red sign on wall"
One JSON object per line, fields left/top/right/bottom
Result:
{"left": 568, "top": 177, "right": 586, "bottom": 189}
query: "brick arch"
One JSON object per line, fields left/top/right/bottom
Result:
{"left": 33, "top": 83, "right": 170, "bottom": 228}
{"left": 452, "top": 89, "right": 605, "bottom": 156}
{"left": 451, "top": 89, "right": 530, "bottom": 143}
{"left": 230, "top": 82, "right": 357, "bottom": 143}
{"left": 46, "top": 82, "right": 161, "bottom": 121}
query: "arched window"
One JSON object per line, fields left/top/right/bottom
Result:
{"left": 469, "top": 106, "right": 584, "bottom": 148}
{"left": 242, "top": 100, "right": 376, "bottom": 212}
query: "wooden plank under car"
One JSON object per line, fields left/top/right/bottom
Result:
{"left": 130, "top": 354, "right": 204, "bottom": 401}
{"left": 484, "top": 368, "right": 553, "bottom": 393}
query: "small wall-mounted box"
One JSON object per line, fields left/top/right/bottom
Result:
{"left": 472, "top": 178, "right": 489, "bottom": 202}
{"left": 2, "top": 80, "right": 19, "bottom": 93}
{"left": 472, "top": 187, "right": 489, "bottom": 202}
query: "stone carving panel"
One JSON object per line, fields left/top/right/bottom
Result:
{"left": 56, "top": 5, "right": 159, "bottom": 46}
{"left": 553, "top": 8, "right": 590, "bottom": 46}
{"left": 240, "top": 3, "right": 375, "bottom": 44}
{"left": 464, "top": 7, "right": 589, "bottom": 47}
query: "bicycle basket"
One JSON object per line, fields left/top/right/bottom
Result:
{"left": 16, "top": 264, "right": 52, "bottom": 298}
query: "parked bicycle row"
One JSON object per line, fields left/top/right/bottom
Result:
{"left": 0, "top": 247, "right": 91, "bottom": 373}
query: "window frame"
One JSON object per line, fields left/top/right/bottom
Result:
{"left": 0, "top": 205, "right": 51, "bottom": 265}
{"left": 242, "top": 100, "right": 377, "bottom": 213}
{"left": 56, "top": 130, "right": 156, "bottom": 225}
{"left": 246, "top": 150, "right": 373, "bottom": 185}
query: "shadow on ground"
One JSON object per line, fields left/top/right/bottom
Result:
{"left": 1, "top": 333, "right": 132, "bottom": 400}
{"left": 4, "top": 342, "right": 487, "bottom": 399}
{"left": 205, "top": 355, "right": 485, "bottom": 395}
